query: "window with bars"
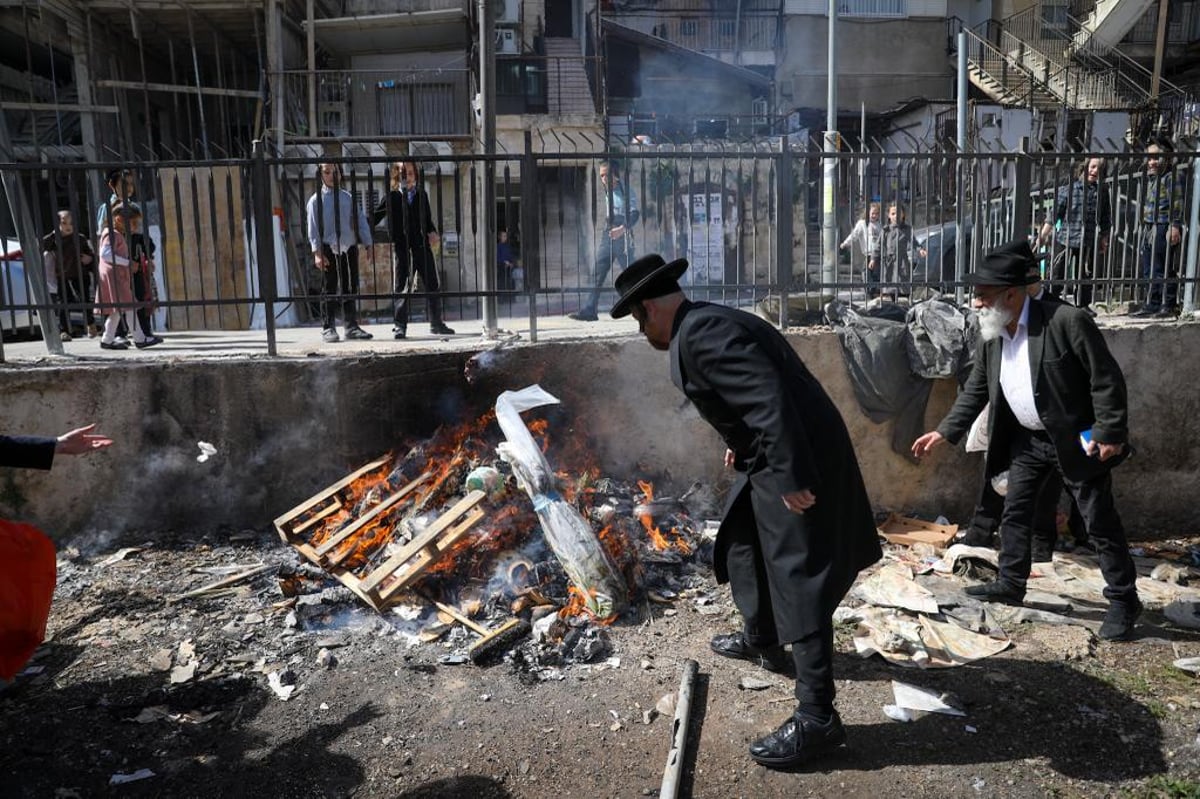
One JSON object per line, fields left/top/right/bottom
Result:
{"left": 837, "top": 0, "right": 907, "bottom": 18}
{"left": 376, "top": 83, "right": 459, "bottom": 136}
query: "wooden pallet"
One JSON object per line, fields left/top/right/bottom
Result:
{"left": 273, "top": 460, "right": 487, "bottom": 611}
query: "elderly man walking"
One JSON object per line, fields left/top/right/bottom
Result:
{"left": 912, "top": 239, "right": 1141, "bottom": 640}
{"left": 611, "top": 253, "right": 881, "bottom": 770}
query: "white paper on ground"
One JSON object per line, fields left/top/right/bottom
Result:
{"left": 891, "top": 679, "right": 967, "bottom": 716}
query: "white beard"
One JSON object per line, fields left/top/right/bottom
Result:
{"left": 977, "top": 304, "right": 1013, "bottom": 342}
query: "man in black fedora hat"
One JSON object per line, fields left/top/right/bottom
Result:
{"left": 612, "top": 253, "right": 881, "bottom": 770}
{"left": 912, "top": 238, "right": 1141, "bottom": 640}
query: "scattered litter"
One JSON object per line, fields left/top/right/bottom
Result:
{"left": 655, "top": 693, "right": 676, "bottom": 717}
{"left": 196, "top": 441, "right": 217, "bottom": 463}
{"left": 18, "top": 665, "right": 44, "bottom": 676}
{"left": 438, "top": 654, "right": 469, "bottom": 666}
{"left": 132, "top": 706, "right": 172, "bottom": 724}
{"left": 267, "top": 670, "right": 297, "bottom": 701}
{"left": 1164, "top": 600, "right": 1200, "bottom": 630}
{"left": 883, "top": 682, "right": 971, "bottom": 722}
{"left": 169, "top": 661, "right": 197, "bottom": 684}
{"left": 877, "top": 513, "right": 958, "bottom": 548}
{"left": 965, "top": 725, "right": 977, "bottom": 733}
{"left": 738, "top": 676, "right": 774, "bottom": 691}
{"left": 98, "top": 547, "right": 143, "bottom": 568}
{"left": 852, "top": 562, "right": 940, "bottom": 614}
{"left": 109, "top": 769, "right": 155, "bottom": 785}
{"left": 1172, "top": 657, "right": 1200, "bottom": 676}
{"left": 853, "top": 606, "right": 1011, "bottom": 668}
{"left": 316, "top": 648, "right": 337, "bottom": 669}
{"left": 642, "top": 708, "right": 657, "bottom": 725}
{"left": 1151, "top": 563, "right": 1190, "bottom": 585}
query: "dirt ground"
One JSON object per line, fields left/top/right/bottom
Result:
{"left": 1, "top": 528, "right": 1199, "bottom": 799}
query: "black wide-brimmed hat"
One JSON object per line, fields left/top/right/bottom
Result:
{"left": 967, "top": 238, "right": 1041, "bottom": 287}
{"left": 610, "top": 254, "right": 689, "bottom": 318}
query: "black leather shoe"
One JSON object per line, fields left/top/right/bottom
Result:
{"left": 1030, "top": 546, "right": 1054, "bottom": 563}
{"left": 710, "top": 632, "right": 792, "bottom": 673}
{"left": 344, "top": 326, "right": 373, "bottom": 340}
{"left": 430, "top": 322, "right": 456, "bottom": 335}
{"left": 749, "top": 710, "right": 846, "bottom": 769}
{"left": 567, "top": 310, "right": 598, "bottom": 322}
{"left": 1098, "top": 598, "right": 1142, "bottom": 641}
{"left": 392, "top": 326, "right": 406, "bottom": 340}
{"left": 964, "top": 580, "right": 1025, "bottom": 605}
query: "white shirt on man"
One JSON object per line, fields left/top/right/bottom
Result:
{"left": 998, "top": 295, "right": 1044, "bottom": 431}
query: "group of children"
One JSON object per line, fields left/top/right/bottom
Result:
{"left": 839, "top": 201, "right": 913, "bottom": 300}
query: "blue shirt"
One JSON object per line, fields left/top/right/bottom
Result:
{"left": 307, "top": 186, "right": 373, "bottom": 254}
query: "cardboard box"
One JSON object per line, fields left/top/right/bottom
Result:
{"left": 877, "top": 513, "right": 959, "bottom": 548}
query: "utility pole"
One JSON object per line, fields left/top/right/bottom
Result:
{"left": 478, "top": 0, "right": 498, "bottom": 336}
{"left": 955, "top": 29, "right": 968, "bottom": 304}
{"left": 821, "top": 0, "right": 838, "bottom": 297}
{"left": 1150, "top": 0, "right": 1169, "bottom": 100}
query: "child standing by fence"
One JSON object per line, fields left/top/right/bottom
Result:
{"left": 840, "top": 202, "right": 882, "bottom": 299}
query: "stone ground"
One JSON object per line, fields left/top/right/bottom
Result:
{"left": 1, "top": 529, "right": 1198, "bottom": 799}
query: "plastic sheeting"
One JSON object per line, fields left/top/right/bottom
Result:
{"left": 494, "top": 386, "right": 628, "bottom": 618}
{"left": 828, "top": 299, "right": 976, "bottom": 461}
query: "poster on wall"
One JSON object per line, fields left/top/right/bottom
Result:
{"left": 687, "top": 193, "right": 724, "bottom": 285}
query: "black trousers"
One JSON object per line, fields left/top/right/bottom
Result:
{"left": 320, "top": 245, "right": 359, "bottom": 329}
{"left": 970, "top": 467, "right": 1087, "bottom": 552}
{"left": 724, "top": 510, "right": 835, "bottom": 708}
{"left": 132, "top": 270, "right": 153, "bottom": 337}
{"left": 1049, "top": 245, "right": 1096, "bottom": 308}
{"left": 52, "top": 273, "right": 96, "bottom": 332}
{"left": 393, "top": 244, "right": 443, "bottom": 327}
{"left": 998, "top": 428, "right": 1138, "bottom": 603}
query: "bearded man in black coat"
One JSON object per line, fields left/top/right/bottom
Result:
{"left": 913, "top": 239, "right": 1141, "bottom": 641}
{"left": 611, "top": 254, "right": 882, "bottom": 770}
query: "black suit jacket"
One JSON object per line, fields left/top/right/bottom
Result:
{"left": 0, "top": 436, "right": 56, "bottom": 470}
{"left": 938, "top": 296, "right": 1129, "bottom": 483}
{"left": 669, "top": 301, "right": 881, "bottom": 640}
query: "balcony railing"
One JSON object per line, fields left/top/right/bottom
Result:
{"left": 275, "top": 69, "right": 472, "bottom": 139}
{"left": 614, "top": 13, "right": 779, "bottom": 55}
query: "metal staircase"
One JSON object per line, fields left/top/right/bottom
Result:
{"left": 1071, "top": 0, "right": 1157, "bottom": 54}
{"left": 957, "top": 23, "right": 1062, "bottom": 109}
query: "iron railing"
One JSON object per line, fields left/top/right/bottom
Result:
{"left": 3, "top": 144, "right": 1199, "bottom": 357}
{"left": 274, "top": 69, "right": 473, "bottom": 140}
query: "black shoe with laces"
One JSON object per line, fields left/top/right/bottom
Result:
{"left": 749, "top": 710, "right": 846, "bottom": 769}
{"left": 345, "top": 326, "right": 373, "bottom": 340}
{"left": 430, "top": 322, "right": 455, "bottom": 335}
{"left": 709, "top": 632, "right": 792, "bottom": 673}
{"left": 392, "top": 326, "right": 406, "bottom": 340}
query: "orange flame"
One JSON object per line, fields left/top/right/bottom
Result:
{"left": 560, "top": 585, "right": 618, "bottom": 625}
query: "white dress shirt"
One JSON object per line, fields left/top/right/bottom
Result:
{"left": 998, "top": 296, "right": 1045, "bottom": 431}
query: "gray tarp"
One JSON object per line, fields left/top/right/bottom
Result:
{"left": 828, "top": 299, "right": 975, "bottom": 461}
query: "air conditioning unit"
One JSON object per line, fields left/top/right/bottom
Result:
{"left": 496, "top": 28, "right": 519, "bottom": 55}
{"left": 496, "top": 0, "right": 520, "bottom": 24}
{"left": 409, "top": 140, "right": 456, "bottom": 177}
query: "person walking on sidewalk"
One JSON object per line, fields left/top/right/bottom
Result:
{"left": 373, "top": 161, "right": 454, "bottom": 338}
{"left": 307, "top": 162, "right": 374, "bottom": 343}
{"left": 569, "top": 160, "right": 639, "bottom": 321}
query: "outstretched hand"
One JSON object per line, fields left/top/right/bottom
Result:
{"left": 911, "top": 430, "right": 946, "bottom": 460}
{"left": 55, "top": 424, "right": 113, "bottom": 456}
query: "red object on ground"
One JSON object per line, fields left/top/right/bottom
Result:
{"left": 0, "top": 520, "right": 57, "bottom": 680}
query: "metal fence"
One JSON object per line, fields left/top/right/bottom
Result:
{"left": 3, "top": 141, "right": 1199, "bottom": 357}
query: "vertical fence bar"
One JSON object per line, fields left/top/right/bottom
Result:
{"left": 521, "top": 131, "right": 540, "bottom": 341}
{"left": 252, "top": 140, "right": 277, "bottom": 355}
{"left": 776, "top": 138, "right": 793, "bottom": 328}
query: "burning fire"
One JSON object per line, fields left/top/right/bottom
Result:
{"left": 637, "top": 480, "right": 693, "bottom": 555}
{"left": 283, "top": 401, "right": 700, "bottom": 630}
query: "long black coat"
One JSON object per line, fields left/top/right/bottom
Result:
{"left": 937, "top": 297, "right": 1129, "bottom": 483}
{"left": 669, "top": 301, "right": 881, "bottom": 640}
{"left": 0, "top": 435, "right": 55, "bottom": 470}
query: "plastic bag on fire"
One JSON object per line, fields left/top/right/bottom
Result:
{"left": 494, "top": 385, "right": 628, "bottom": 618}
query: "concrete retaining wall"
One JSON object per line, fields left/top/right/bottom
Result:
{"left": 2, "top": 324, "right": 1197, "bottom": 543}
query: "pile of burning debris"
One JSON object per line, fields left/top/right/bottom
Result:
{"left": 273, "top": 386, "right": 718, "bottom": 679}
